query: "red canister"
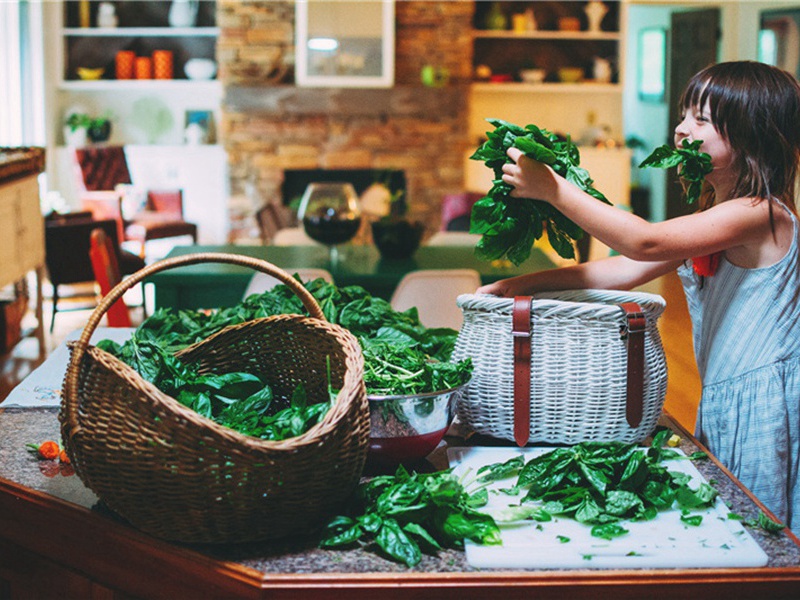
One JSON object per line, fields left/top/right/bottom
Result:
{"left": 152, "top": 50, "right": 174, "bottom": 80}
{"left": 115, "top": 50, "right": 135, "bottom": 80}
{"left": 134, "top": 56, "right": 153, "bottom": 80}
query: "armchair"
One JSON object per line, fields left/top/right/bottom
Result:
{"left": 74, "top": 146, "right": 197, "bottom": 257}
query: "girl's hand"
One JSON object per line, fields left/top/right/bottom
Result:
{"left": 502, "top": 147, "right": 559, "bottom": 202}
{"left": 477, "top": 275, "right": 533, "bottom": 298}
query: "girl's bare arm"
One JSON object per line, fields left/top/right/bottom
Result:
{"left": 477, "top": 255, "right": 681, "bottom": 297}
{"left": 502, "top": 148, "right": 772, "bottom": 262}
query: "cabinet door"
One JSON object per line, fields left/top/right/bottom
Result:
{"left": 15, "top": 177, "right": 45, "bottom": 273}
{"left": 0, "top": 181, "right": 21, "bottom": 288}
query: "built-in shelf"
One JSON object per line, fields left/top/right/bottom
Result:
{"left": 63, "top": 27, "right": 220, "bottom": 37}
{"left": 473, "top": 30, "right": 621, "bottom": 41}
{"left": 58, "top": 80, "right": 221, "bottom": 91}
{"left": 471, "top": 82, "right": 622, "bottom": 93}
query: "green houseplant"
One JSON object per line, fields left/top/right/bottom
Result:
{"left": 63, "top": 112, "right": 91, "bottom": 146}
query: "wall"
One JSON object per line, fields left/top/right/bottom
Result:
{"left": 218, "top": 0, "right": 475, "bottom": 242}
{"left": 624, "top": 0, "right": 800, "bottom": 222}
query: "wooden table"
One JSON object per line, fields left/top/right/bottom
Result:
{"left": 1, "top": 405, "right": 799, "bottom": 599}
{"left": 146, "top": 244, "right": 555, "bottom": 309}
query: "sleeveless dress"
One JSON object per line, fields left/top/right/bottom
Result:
{"left": 677, "top": 205, "right": 800, "bottom": 534}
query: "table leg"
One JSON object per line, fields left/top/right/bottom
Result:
{"left": 33, "top": 266, "right": 45, "bottom": 357}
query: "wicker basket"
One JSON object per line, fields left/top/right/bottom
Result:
{"left": 60, "top": 253, "right": 369, "bottom": 544}
{"left": 452, "top": 290, "right": 668, "bottom": 445}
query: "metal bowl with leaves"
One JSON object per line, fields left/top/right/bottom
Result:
{"left": 367, "top": 381, "right": 469, "bottom": 466}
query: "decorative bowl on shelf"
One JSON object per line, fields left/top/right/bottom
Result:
{"left": 76, "top": 67, "right": 105, "bottom": 81}
{"left": 558, "top": 16, "right": 581, "bottom": 31}
{"left": 519, "top": 68, "right": 546, "bottom": 84}
{"left": 367, "top": 382, "right": 468, "bottom": 467}
{"left": 558, "top": 67, "right": 584, "bottom": 83}
{"left": 184, "top": 58, "right": 217, "bottom": 80}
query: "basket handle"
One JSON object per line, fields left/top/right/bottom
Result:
{"left": 63, "top": 252, "right": 326, "bottom": 436}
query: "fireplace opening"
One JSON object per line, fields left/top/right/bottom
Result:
{"left": 281, "top": 168, "right": 407, "bottom": 212}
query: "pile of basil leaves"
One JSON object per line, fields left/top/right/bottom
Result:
{"left": 469, "top": 119, "right": 713, "bottom": 266}
{"left": 469, "top": 118, "right": 610, "bottom": 265}
{"left": 97, "top": 278, "right": 472, "bottom": 442}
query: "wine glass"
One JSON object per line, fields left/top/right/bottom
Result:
{"left": 297, "top": 182, "right": 362, "bottom": 266}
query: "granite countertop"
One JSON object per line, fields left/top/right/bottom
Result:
{"left": 1, "top": 407, "right": 799, "bottom": 574}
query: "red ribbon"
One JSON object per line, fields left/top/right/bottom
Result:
{"left": 691, "top": 252, "right": 721, "bottom": 277}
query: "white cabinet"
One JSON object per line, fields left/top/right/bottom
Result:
{"left": 0, "top": 172, "right": 45, "bottom": 351}
{"left": 0, "top": 176, "right": 45, "bottom": 288}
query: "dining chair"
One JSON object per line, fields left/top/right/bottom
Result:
{"left": 89, "top": 228, "right": 132, "bottom": 328}
{"left": 255, "top": 202, "right": 295, "bottom": 244}
{"left": 390, "top": 269, "right": 481, "bottom": 330}
{"left": 44, "top": 215, "right": 145, "bottom": 332}
{"left": 425, "top": 231, "right": 482, "bottom": 247}
{"left": 243, "top": 268, "right": 334, "bottom": 299}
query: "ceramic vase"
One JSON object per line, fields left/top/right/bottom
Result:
{"left": 168, "top": 0, "right": 199, "bottom": 28}
{"left": 584, "top": 1, "right": 608, "bottom": 33}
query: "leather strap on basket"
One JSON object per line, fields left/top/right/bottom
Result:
{"left": 512, "top": 296, "right": 533, "bottom": 447}
{"left": 619, "top": 302, "right": 646, "bottom": 428}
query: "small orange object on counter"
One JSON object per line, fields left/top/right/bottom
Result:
{"left": 26, "top": 440, "right": 60, "bottom": 460}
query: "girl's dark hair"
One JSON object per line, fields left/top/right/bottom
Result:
{"left": 680, "top": 60, "right": 800, "bottom": 213}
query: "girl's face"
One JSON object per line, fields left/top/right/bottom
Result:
{"left": 674, "top": 101, "right": 735, "bottom": 178}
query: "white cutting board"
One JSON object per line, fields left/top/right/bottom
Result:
{"left": 447, "top": 446, "right": 769, "bottom": 570}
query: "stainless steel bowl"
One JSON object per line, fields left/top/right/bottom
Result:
{"left": 367, "top": 382, "right": 468, "bottom": 466}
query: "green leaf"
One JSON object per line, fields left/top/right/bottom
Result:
{"left": 756, "top": 512, "right": 785, "bottom": 533}
{"left": 376, "top": 519, "right": 422, "bottom": 567}
{"left": 590, "top": 523, "right": 629, "bottom": 540}
{"left": 680, "top": 514, "right": 703, "bottom": 527}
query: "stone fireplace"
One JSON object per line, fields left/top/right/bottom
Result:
{"left": 216, "top": 0, "right": 475, "bottom": 242}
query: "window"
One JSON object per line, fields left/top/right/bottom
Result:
{"left": 0, "top": 0, "right": 45, "bottom": 146}
{"left": 637, "top": 28, "right": 666, "bottom": 103}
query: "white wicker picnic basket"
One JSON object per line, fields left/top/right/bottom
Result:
{"left": 452, "top": 290, "right": 668, "bottom": 445}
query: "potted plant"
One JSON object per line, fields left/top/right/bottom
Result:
{"left": 63, "top": 112, "right": 91, "bottom": 146}
{"left": 87, "top": 114, "right": 113, "bottom": 143}
{"left": 370, "top": 189, "right": 425, "bottom": 260}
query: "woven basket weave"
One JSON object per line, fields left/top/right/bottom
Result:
{"left": 452, "top": 290, "right": 668, "bottom": 445}
{"left": 60, "top": 253, "right": 368, "bottom": 544}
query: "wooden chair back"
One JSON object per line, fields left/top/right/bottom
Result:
{"left": 89, "top": 228, "right": 132, "bottom": 327}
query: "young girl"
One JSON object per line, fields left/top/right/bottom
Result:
{"left": 478, "top": 61, "right": 800, "bottom": 534}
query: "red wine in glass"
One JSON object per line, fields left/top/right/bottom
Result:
{"left": 297, "top": 182, "right": 363, "bottom": 265}
{"left": 302, "top": 214, "right": 362, "bottom": 245}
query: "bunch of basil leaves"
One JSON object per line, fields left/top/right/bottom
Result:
{"left": 320, "top": 465, "right": 501, "bottom": 567}
{"left": 469, "top": 118, "right": 610, "bottom": 265}
{"left": 98, "top": 278, "right": 472, "bottom": 439}
{"left": 639, "top": 139, "right": 713, "bottom": 205}
{"left": 476, "top": 429, "right": 717, "bottom": 539}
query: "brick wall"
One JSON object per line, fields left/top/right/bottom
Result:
{"left": 216, "top": 0, "right": 475, "bottom": 241}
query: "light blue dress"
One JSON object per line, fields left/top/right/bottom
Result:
{"left": 678, "top": 205, "right": 800, "bottom": 534}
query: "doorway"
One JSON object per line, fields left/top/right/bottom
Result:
{"left": 665, "top": 8, "right": 721, "bottom": 220}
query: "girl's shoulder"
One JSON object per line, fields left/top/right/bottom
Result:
{"left": 717, "top": 197, "right": 796, "bottom": 269}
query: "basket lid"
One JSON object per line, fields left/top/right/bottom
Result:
{"left": 457, "top": 290, "right": 666, "bottom": 320}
